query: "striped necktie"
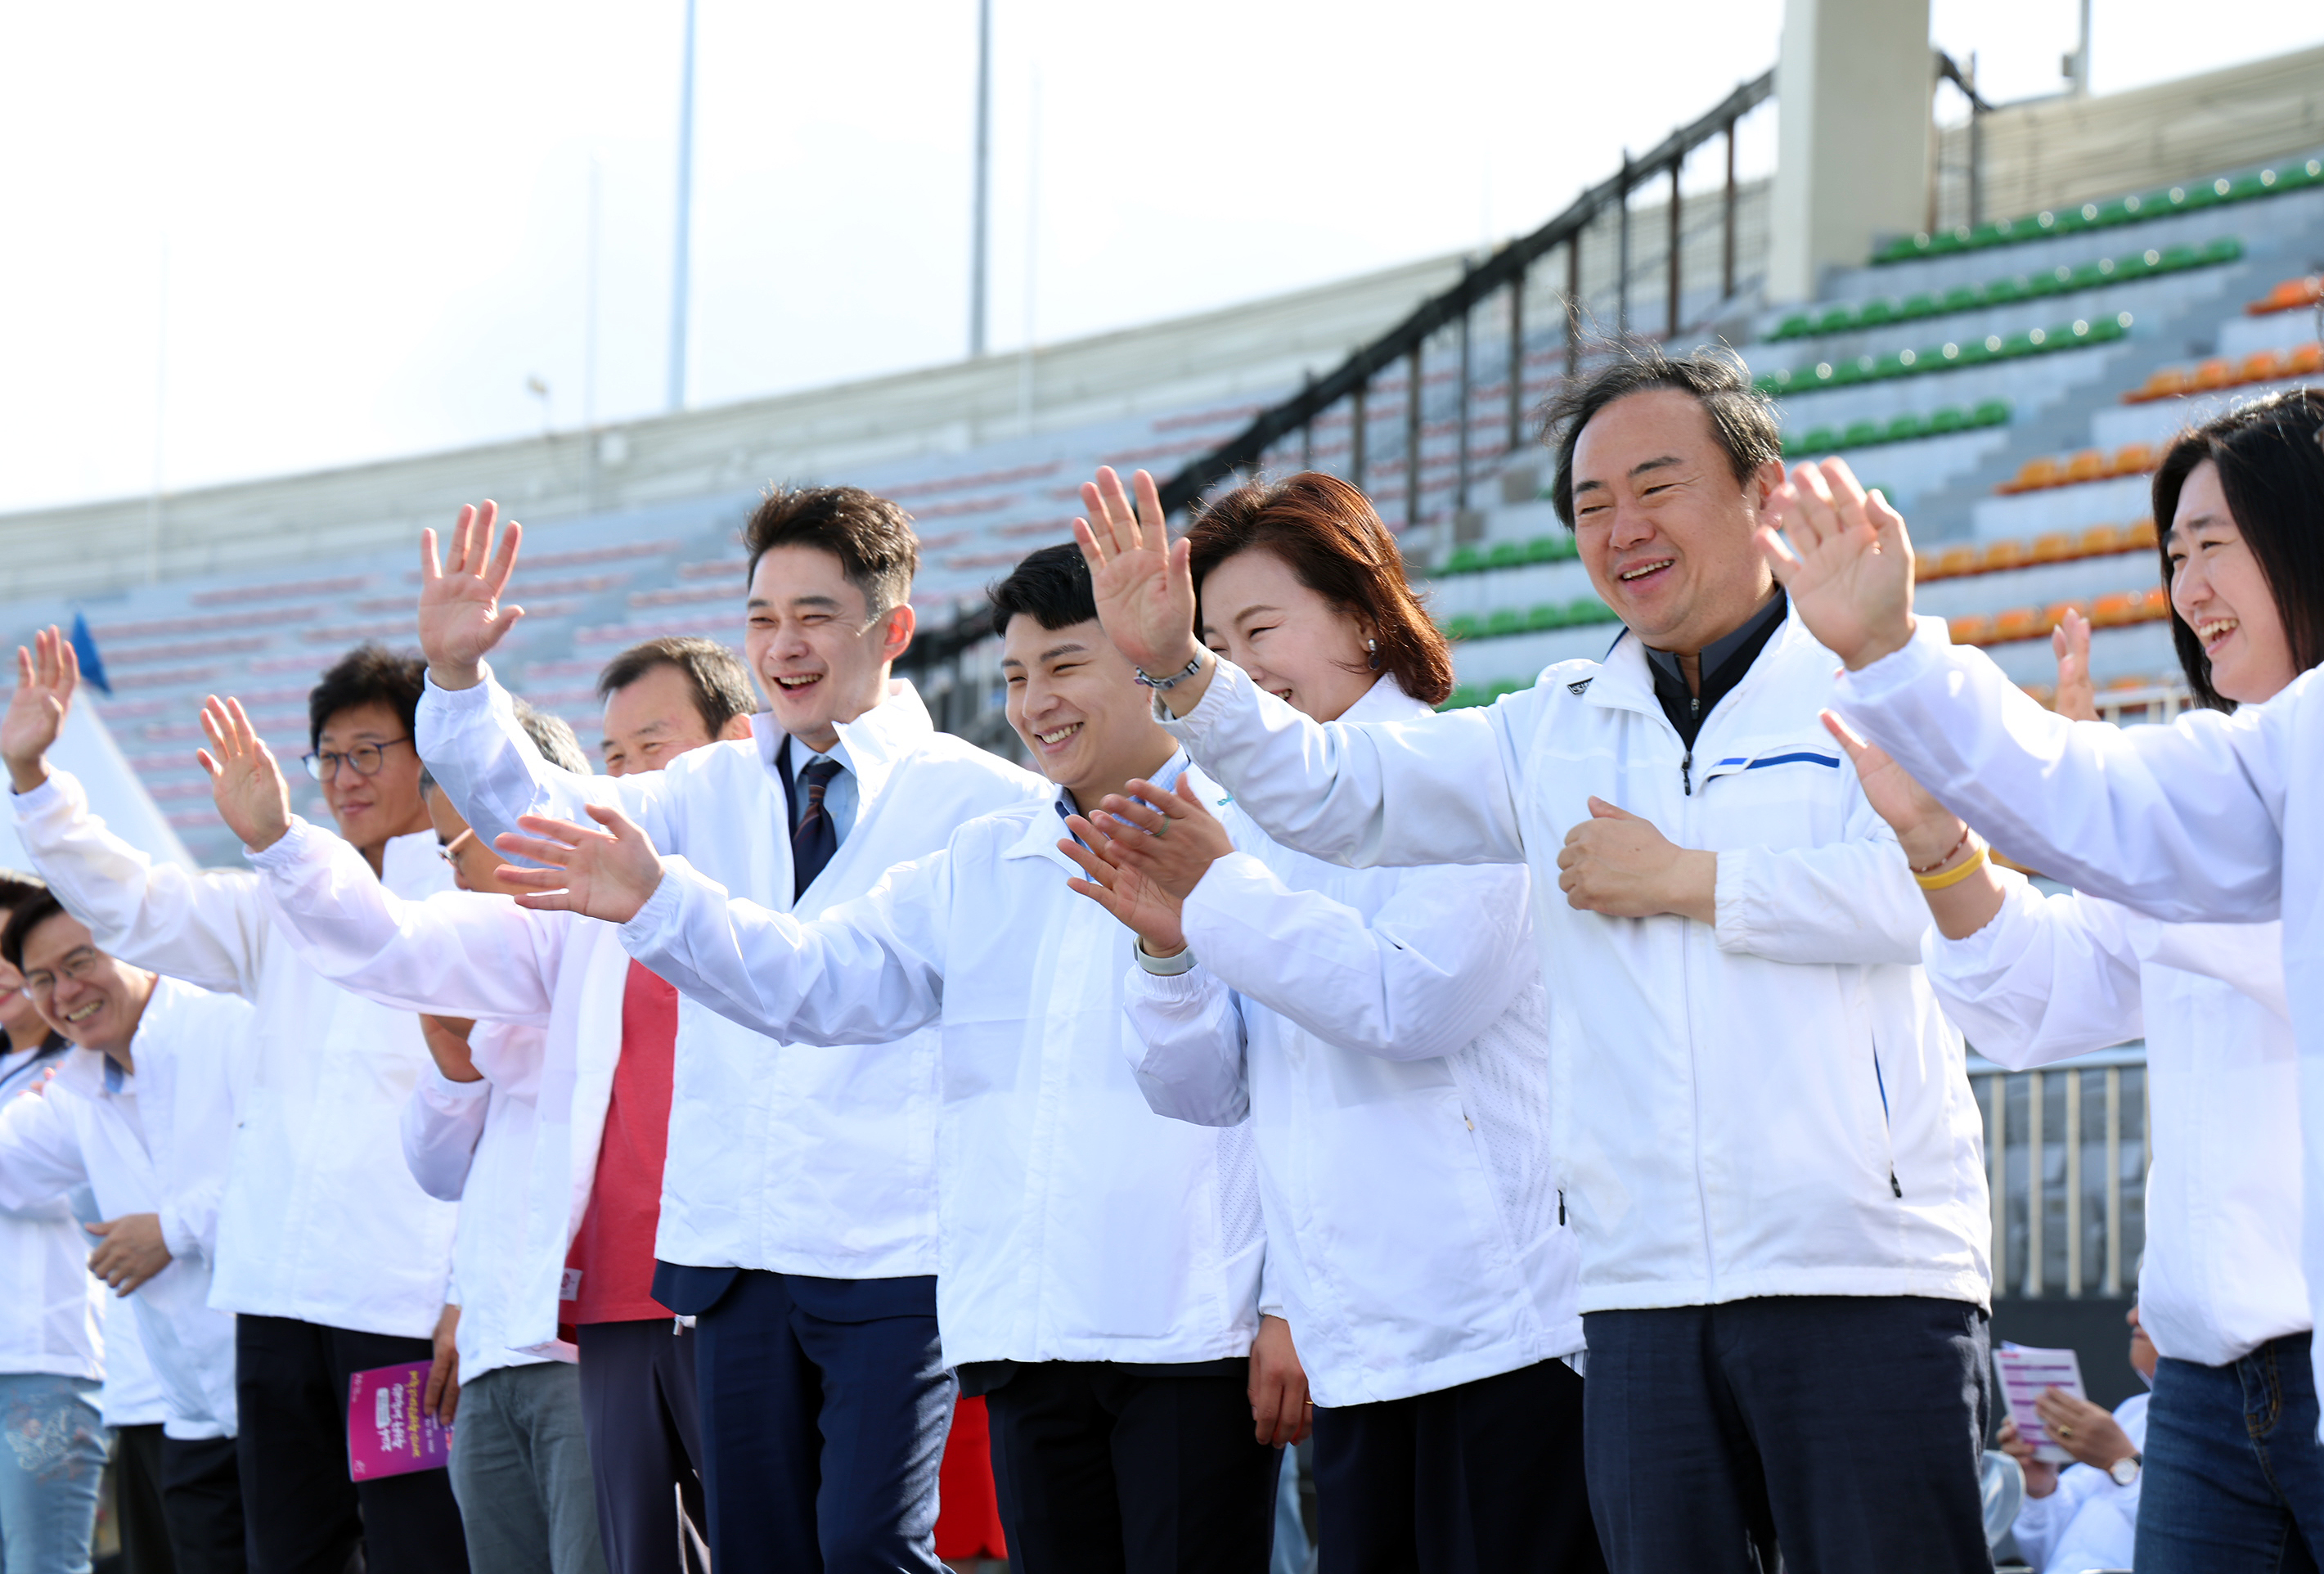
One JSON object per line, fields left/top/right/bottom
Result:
{"left": 791, "top": 757, "right": 843, "bottom": 901}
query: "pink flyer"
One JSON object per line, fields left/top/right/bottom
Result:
{"left": 347, "top": 1360, "right": 452, "bottom": 1480}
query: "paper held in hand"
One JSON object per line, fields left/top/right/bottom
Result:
{"left": 1994, "top": 1342, "right": 2087, "bottom": 1465}
{"left": 347, "top": 1360, "right": 452, "bottom": 1480}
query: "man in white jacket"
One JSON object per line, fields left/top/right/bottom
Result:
{"left": 0, "top": 891, "right": 251, "bottom": 1573}
{"left": 202, "top": 642, "right": 757, "bottom": 1574}
{"left": 414, "top": 496, "right": 1046, "bottom": 1572}
{"left": 484, "top": 544, "right": 1296, "bottom": 1572}
{"left": 2, "top": 634, "right": 469, "bottom": 1573}
{"left": 1069, "top": 344, "right": 1996, "bottom": 1572}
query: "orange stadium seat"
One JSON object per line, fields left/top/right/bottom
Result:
{"left": 2062, "top": 450, "right": 2108, "bottom": 484}
{"left": 1982, "top": 539, "right": 2030, "bottom": 571}
{"left": 2241, "top": 349, "right": 2288, "bottom": 383}
{"left": 2249, "top": 277, "right": 2324, "bottom": 315}
{"left": 2290, "top": 343, "right": 2324, "bottom": 376}
{"left": 2002, "top": 457, "right": 2063, "bottom": 493}
{"left": 2031, "top": 533, "right": 2078, "bottom": 563}
{"left": 1947, "top": 614, "right": 1992, "bottom": 645}
{"left": 2079, "top": 524, "right": 2125, "bottom": 555}
{"left": 2040, "top": 601, "right": 2084, "bottom": 633}
{"left": 1926, "top": 544, "right": 1981, "bottom": 580}
{"left": 2192, "top": 358, "right": 2236, "bottom": 390}
{"left": 1989, "top": 607, "right": 2043, "bottom": 643}
{"left": 2110, "top": 443, "right": 2158, "bottom": 476}
{"left": 2124, "top": 517, "right": 2160, "bottom": 548}
{"left": 2137, "top": 587, "right": 2170, "bottom": 620}
{"left": 2088, "top": 591, "right": 2139, "bottom": 627}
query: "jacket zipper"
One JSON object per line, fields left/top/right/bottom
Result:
{"left": 1873, "top": 1047, "right": 1903, "bottom": 1197}
{"left": 1681, "top": 749, "right": 1692, "bottom": 796}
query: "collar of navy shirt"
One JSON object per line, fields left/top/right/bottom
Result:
{"left": 1638, "top": 589, "right": 1790, "bottom": 750}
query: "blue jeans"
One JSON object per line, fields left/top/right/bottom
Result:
{"left": 0, "top": 1374, "right": 106, "bottom": 1574}
{"left": 2139, "top": 1333, "right": 2324, "bottom": 1572}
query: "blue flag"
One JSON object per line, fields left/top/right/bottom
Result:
{"left": 69, "top": 612, "right": 111, "bottom": 696}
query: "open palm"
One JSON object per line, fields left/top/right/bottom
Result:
{"left": 1057, "top": 821, "right": 1189, "bottom": 954}
{"left": 197, "top": 695, "right": 294, "bottom": 852}
{"left": 418, "top": 501, "right": 527, "bottom": 680}
{"left": 2, "top": 628, "right": 79, "bottom": 789}
{"left": 1073, "top": 466, "right": 1199, "bottom": 675}
{"left": 1758, "top": 458, "right": 1917, "bottom": 670}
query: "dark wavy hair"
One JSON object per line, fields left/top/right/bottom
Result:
{"left": 1541, "top": 338, "right": 1783, "bottom": 528}
{"left": 1182, "top": 471, "right": 1454, "bottom": 706}
{"left": 2151, "top": 389, "right": 2324, "bottom": 711}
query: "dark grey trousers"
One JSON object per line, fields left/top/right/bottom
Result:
{"left": 1582, "top": 1296, "right": 1993, "bottom": 1574}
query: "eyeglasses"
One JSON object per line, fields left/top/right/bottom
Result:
{"left": 436, "top": 828, "right": 477, "bottom": 864}
{"left": 24, "top": 947, "right": 106, "bottom": 999}
{"left": 303, "top": 737, "right": 413, "bottom": 781}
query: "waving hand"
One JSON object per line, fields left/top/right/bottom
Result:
{"left": 2, "top": 627, "right": 79, "bottom": 794}
{"left": 418, "top": 501, "right": 526, "bottom": 690}
{"left": 197, "top": 695, "right": 294, "bottom": 852}
{"left": 1757, "top": 458, "right": 1916, "bottom": 670}
{"left": 1074, "top": 467, "right": 1209, "bottom": 713}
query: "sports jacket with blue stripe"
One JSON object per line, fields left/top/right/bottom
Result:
{"left": 1159, "top": 610, "right": 1992, "bottom": 1315}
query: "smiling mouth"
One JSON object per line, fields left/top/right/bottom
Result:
{"left": 1617, "top": 559, "right": 1675, "bottom": 583}
{"left": 2196, "top": 617, "right": 2239, "bottom": 653}
{"left": 771, "top": 674, "right": 823, "bottom": 693}
{"left": 1034, "top": 722, "right": 1082, "bottom": 748}
{"left": 63, "top": 1001, "right": 101, "bottom": 1024}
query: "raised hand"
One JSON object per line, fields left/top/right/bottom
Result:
{"left": 1057, "top": 820, "right": 1189, "bottom": 956}
{"left": 1757, "top": 458, "right": 1916, "bottom": 670}
{"left": 1072, "top": 467, "right": 1207, "bottom": 712}
{"left": 197, "top": 695, "right": 294, "bottom": 852}
{"left": 489, "top": 804, "right": 664, "bottom": 924}
{"left": 417, "top": 501, "right": 526, "bottom": 690}
{"left": 3, "top": 627, "right": 80, "bottom": 794}
{"left": 1086, "top": 777, "right": 1235, "bottom": 900}
{"left": 2050, "top": 606, "right": 2098, "bottom": 722}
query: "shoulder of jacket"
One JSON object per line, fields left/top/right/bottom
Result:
{"left": 901, "top": 732, "right": 1045, "bottom": 785}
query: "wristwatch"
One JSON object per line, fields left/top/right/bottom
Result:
{"left": 2107, "top": 1451, "right": 2142, "bottom": 1487}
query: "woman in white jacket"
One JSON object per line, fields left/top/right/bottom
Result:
{"left": 1059, "top": 474, "right": 1601, "bottom": 1574}
{"left": 1813, "top": 393, "right": 2324, "bottom": 1569}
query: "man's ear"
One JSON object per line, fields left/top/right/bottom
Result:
{"left": 1746, "top": 456, "right": 1787, "bottom": 519}
{"left": 876, "top": 602, "right": 917, "bottom": 664}
{"left": 718, "top": 713, "right": 756, "bottom": 742}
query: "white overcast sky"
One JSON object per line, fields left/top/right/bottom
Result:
{"left": 2, "top": 0, "right": 2317, "bottom": 515}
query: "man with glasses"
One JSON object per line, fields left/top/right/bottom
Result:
{"left": 2, "top": 635, "right": 470, "bottom": 1574}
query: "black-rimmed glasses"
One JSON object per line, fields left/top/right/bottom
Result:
{"left": 303, "top": 737, "right": 414, "bottom": 781}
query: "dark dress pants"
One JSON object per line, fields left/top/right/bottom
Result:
{"left": 681, "top": 1267, "right": 952, "bottom": 1574}
{"left": 113, "top": 1423, "right": 175, "bottom": 1574}
{"left": 574, "top": 1318, "right": 704, "bottom": 1574}
{"left": 1310, "top": 1358, "right": 1603, "bottom": 1574}
{"left": 981, "top": 1360, "right": 1281, "bottom": 1574}
{"left": 158, "top": 1436, "right": 249, "bottom": 1574}
{"left": 234, "top": 1315, "right": 470, "bottom": 1574}
{"left": 1582, "top": 1295, "right": 1992, "bottom": 1574}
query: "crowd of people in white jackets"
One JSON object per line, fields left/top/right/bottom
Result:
{"left": 1, "top": 340, "right": 2319, "bottom": 1574}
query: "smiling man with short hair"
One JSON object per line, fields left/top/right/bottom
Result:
{"left": 1072, "top": 341, "right": 1998, "bottom": 1572}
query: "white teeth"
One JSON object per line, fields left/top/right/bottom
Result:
{"left": 64, "top": 1002, "right": 100, "bottom": 1023}
{"left": 1036, "top": 724, "right": 1081, "bottom": 745}
{"left": 1619, "top": 560, "right": 1674, "bottom": 582}
{"left": 2197, "top": 618, "right": 2238, "bottom": 642}
{"left": 774, "top": 675, "right": 819, "bottom": 689}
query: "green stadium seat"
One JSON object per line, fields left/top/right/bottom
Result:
{"left": 1814, "top": 307, "right": 1856, "bottom": 334}
{"left": 1942, "top": 285, "right": 1981, "bottom": 312}
{"left": 1568, "top": 597, "right": 1615, "bottom": 626}
{"left": 1841, "top": 419, "right": 1882, "bottom": 446}
{"left": 1445, "top": 614, "right": 1481, "bottom": 641}
{"left": 1982, "top": 277, "right": 2025, "bottom": 304}
{"left": 1486, "top": 542, "right": 1525, "bottom": 569}
{"left": 1796, "top": 425, "right": 1836, "bottom": 453}
{"left": 1445, "top": 545, "right": 1486, "bottom": 574}
{"left": 1775, "top": 313, "right": 1814, "bottom": 340}
{"left": 1883, "top": 413, "right": 1928, "bottom": 442}
{"left": 1927, "top": 407, "right": 1966, "bottom": 434}
{"left": 1857, "top": 299, "right": 1895, "bottom": 326}
{"left": 2202, "top": 236, "right": 2244, "bottom": 263}
{"left": 1525, "top": 603, "right": 1566, "bottom": 632}
{"left": 2158, "top": 244, "right": 2200, "bottom": 272}
{"left": 1972, "top": 398, "right": 2012, "bottom": 426}
{"left": 1521, "top": 535, "right": 1564, "bottom": 564}
{"left": 1485, "top": 609, "right": 1525, "bottom": 639}
{"left": 1898, "top": 292, "right": 1939, "bottom": 320}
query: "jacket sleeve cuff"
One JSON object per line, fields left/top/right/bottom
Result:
{"left": 1153, "top": 657, "right": 1250, "bottom": 746}
{"left": 8, "top": 774, "right": 64, "bottom": 814}
{"left": 1922, "top": 869, "right": 2034, "bottom": 972}
{"left": 617, "top": 860, "right": 693, "bottom": 959}
{"left": 420, "top": 1060, "right": 492, "bottom": 1104}
{"left": 1710, "top": 848, "right": 1759, "bottom": 951}
{"left": 157, "top": 1201, "right": 198, "bottom": 1261}
{"left": 423, "top": 662, "right": 498, "bottom": 708}
{"left": 1124, "top": 954, "right": 1215, "bottom": 1003}
{"left": 244, "top": 816, "right": 326, "bottom": 871}
{"left": 1833, "top": 614, "right": 1952, "bottom": 705}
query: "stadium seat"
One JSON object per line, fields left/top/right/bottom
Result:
{"left": 2079, "top": 524, "right": 2125, "bottom": 555}
{"left": 1989, "top": 608, "right": 2043, "bottom": 643}
{"left": 2061, "top": 450, "right": 2106, "bottom": 483}
{"left": 2138, "top": 587, "right": 2170, "bottom": 620}
{"left": 1485, "top": 609, "right": 1525, "bottom": 639}
{"left": 1947, "top": 613, "right": 1991, "bottom": 645}
{"left": 2240, "top": 350, "right": 2287, "bottom": 383}
{"left": 2110, "top": 443, "right": 2158, "bottom": 477}
{"left": 1486, "top": 542, "right": 1526, "bottom": 569}
{"left": 2001, "top": 457, "right": 2064, "bottom": 493}
{"left": 1981, "top": 540, "right": 2030, "bottom": 572}
{"left": 1926, "top": 544, "right": 1981, "bottom": 580}
{"left": 1842, "top": 420, "right": 1883, "bottom": 447}
{"left": 2128, "top": 367, "right": 2195, "bottom": 402}
{"left": 2191, "top": 358, "right": 2236, "bottom": 390}
{"left": 2291, "top": 343, "right": 2324, "bottom": 376}
{"left": 2249, "top": 276, "right": 2324, "bottom": 315}
{"left": 2124, "top": 517, "right": 2160, "bottom": 550}
{"left": 1444, "top": 546, "right": 1487, "bottom": 574}
{"left": 2088, "top": 591, "right": 2139, "bottom": 627}
{"left": 1444, "top": 614, "right": 1481, "bottom": 641}
{"left": 2031, "top": 533, "right": 2078, "bottom": 564}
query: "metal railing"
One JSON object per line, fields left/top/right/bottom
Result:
{"left": 1970, "top": 1049, "right": 2148, "bottom": 1299}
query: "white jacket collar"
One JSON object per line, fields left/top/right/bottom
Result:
{"left": 50, "top": 974, "right": 204, "bottom": 1101}
{"left": 751, "top": 677, "right": 936, "bottom": 807}
{"left": 1581, "top": 607, "right": 1818, "bottom": 727}
{"left": 1338, "top": 674, "right": 1432, "bottom": 726}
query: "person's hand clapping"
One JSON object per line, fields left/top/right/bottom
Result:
{"left": 2051, "top": 606, "right": 2098, "bottom": 722}
{"left": 3, "top": 627, "right": 80, "bottom": 795}
{"left": 417, "top": 501, "right": 526, "bottom": 692}
{"left": 1088, "top": 778, "right": 1235, "bottom": 901}
{"left": 1057, "top": 821, "right": 1190, "bottom": 957}
{"left": 1072, "top": 467, "right": 1210, "bottom": 714}
{"left": 1558, "top": 798, "right": 1717, "bottom": 922}
{"left": 1997, "top": 1416, "right": 2060, "bottom": 1499}
{"left": 489, "top": 804, "right": 666, "bottom": 924}
{"left": 1757, "top": 458, "right": 1917, "bottom": 671}
{"left": 197, "top": 695, "right": 294, "bottom": 852}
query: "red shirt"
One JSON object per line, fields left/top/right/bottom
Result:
{"left": 563, "top": 960, "right": 680, "bottom": 1325}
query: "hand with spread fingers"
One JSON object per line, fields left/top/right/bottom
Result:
{"left": 1055, "top": 825, "right": 1189, "bottom": 957}
{"left": 3, "top": 627, "right": 80, "bottom": 794}
{"left": 488, "top": 804, "right": 666, "bottom": 924}
{"left": 2051, "top": 605, "right": 2099, "bottom": 722}
{"left": 417, "top": 501, "right": 528, "bottom": 691}
{"left": 1072, "top": 466, "right": 1211, "bottom": 713}
{"left": 197, "top": 694, "right": 294, "bottom": 853}
{"left": 1087, "top": 778, "right": 1235, "bottom": 900}
{"left": 1756, "top": 457, "right": 1917, "bottom": 671}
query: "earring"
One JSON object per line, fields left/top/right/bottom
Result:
{"left": 1366, "top": 638, "right": 1381, "bottom": 671}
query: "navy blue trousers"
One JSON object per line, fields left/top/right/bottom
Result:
{"left": 681, "top": 1268, "right": 953, "bottom": 1574}
{"left": 1582, "top": 1297, "right": 1992, "bottom": 1574}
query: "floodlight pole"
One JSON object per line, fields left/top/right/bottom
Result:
{"left": 667, "top": 0, "right": 699, "bottom": 411}
{"left": 969, "top": 0, "right": 993, "bottom": 358}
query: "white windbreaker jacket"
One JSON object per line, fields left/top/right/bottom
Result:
{"left": 1831, "top": 621, "right": 2324, "bottom": 1422}
{"left": 420, "top": 668, "right": 1046, "bottom": 1280}
{"left": 1161, "top": 614, "right": 1992, "bottom": 1314}
{"left": 1121, "top": 679, "right": 1583, "bottom": 1407}
{"left": 618, "top": 767, "right": 1265, "bottom": 1368}
{"left": 14, "top": 771, "right": 458, "bottom": 1337}
{"left": 247, "top": 816, "right": 627, "bottom": 1364}
{"left": 0, "top": 1041, "right": 104, "bottom": 1383}
{"left": 0, "top": 978, "right": 251, "bottom": 1437}
{"left": 398, "top": 1022, "right": 573, "bottom": 1381}
{"left": 1925, "top": 875, "right": 2304, "bottom": 1366}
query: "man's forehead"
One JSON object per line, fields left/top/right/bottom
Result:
{"left": 20, "top": 910, "right": 90, "bottom": 960}
{"left": 749, "top": 546, "right": 859, "bottom": 601}
{"left": 317, "top": 705, "right": 401, "bottom": 740}
{"left": 1572, "top": 389, "right": 1718, "bottom": 477}
{"left": 1000, "top": 616, "right": 1109, "bottom": 664}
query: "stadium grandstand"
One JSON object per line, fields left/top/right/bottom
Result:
{"left": 1, "top": 23, "right": 2319, "bottom": 1376}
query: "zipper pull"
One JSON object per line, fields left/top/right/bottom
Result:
{"left": 1889, "top": 1169, "right": 1903, "bottom": 1198}
{"left": 1682, "top": 751, "right": 1693, "bottom": 796}
{"left": 1558, "top": 1189, "right": 1567, "bottom": 1226}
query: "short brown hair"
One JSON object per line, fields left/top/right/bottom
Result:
{"left": 596, "top": 636, "right": 758, "bottom": 735}
{"left": 1184, "top": 472, "right": 1454, "bottom": 706}
{"left": 1543, "top": 340, "right": 1782, "bottom": 527}
{"left": 309, "top": 644, "right": 426, "bottom": 752}
{"left": 742, "top": 486, "right": 919, "bottom": 617}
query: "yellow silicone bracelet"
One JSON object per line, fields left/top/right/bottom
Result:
{"left": 1913, "top": 842, "right": 1989, "bottom": 892}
